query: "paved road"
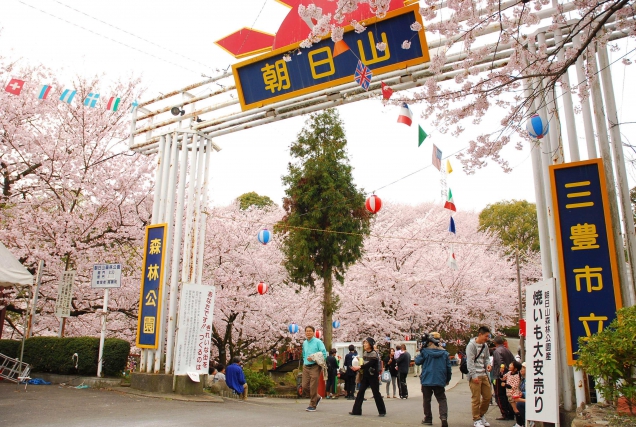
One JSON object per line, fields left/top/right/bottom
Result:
{"left": 0, "top": 366, "right": 514, "bottom": 427}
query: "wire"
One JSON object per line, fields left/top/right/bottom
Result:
{"left": 52, "top": 0, "right": 221, "bottom": 72}
{"left": 15, "top": 0, "right": 202, "bottom": 75}
{"left": 225, "top": 0, "right": 270, "bottom": 72}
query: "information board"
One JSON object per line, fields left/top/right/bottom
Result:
{"left": 54, "top": 270, "right": 76, "bottom": 318}
{"left": 91, "top": 263, "right": 122, "bottom": 289}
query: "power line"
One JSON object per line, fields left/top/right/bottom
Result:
{"left": 52, "top": 0, "right": 222, "bottom": 73}
{"left": 16, "top": 0, "right": 202, "bottom": 75}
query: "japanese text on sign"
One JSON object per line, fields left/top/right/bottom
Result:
{"left": 232, "top": 5, "right": 429, "bottom": 111}
{"left": 550, "top": 159, "right": 623, "bottom": 365}
{"left": 135, "top": 224, "right": 167, "bottom": 349}
{"left": 55, "top": 270, "right": 76, "bottom": 318}
{"left": 91, "top": 263, "right": 122, "bottom": 289}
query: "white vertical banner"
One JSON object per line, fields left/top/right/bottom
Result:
{"left": 174, "top": 283, "right": 215, "bottom": 376}
{"left": 54, "top": 270, "right": 76, "bottom": 318}
{"left": 526, "top": 278, "right": 559, "bottom": 424}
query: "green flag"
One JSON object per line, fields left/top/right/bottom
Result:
{"left": 418, "top": 125, "right": 428, "bottom": 147}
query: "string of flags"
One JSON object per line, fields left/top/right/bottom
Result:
{"left": 4, "top": 78, "right": 137, "bottom": 112}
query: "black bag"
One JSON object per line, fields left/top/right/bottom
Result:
{"left": 459, "top": 345, "right": 485, "bottom": 375}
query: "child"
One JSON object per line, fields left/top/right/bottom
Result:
{"left": 502, "top": 360, "right": 523, "bottom": 427}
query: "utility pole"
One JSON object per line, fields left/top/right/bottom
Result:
{"left": 516, "top": 246, "right": 525, "bottom": 362}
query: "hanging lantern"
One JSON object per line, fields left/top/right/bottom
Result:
{"left": 526, "top": 114, "right": 549, "bottom": 139}
{"left": 365, "top": 195, "right": 382, "bottom": 214}
{"left": 288, "top": 323, "right": 299, "bottom": 334}
{"left": 405, "top": 335, "right": 411, "bottom": 341}
{"left": 257, "top": 281, "right": 268, "bottom": 295}
{"left": 257, "top": 228, "right": 271, "bottom": 245}
{"left": 315, "top": 330, "right": 322, "bottom": 339}
{"left": 332, "top": 320, "right": 341, "bottom": 329}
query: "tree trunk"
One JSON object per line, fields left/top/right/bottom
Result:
{"left": 323, "top": 266, "right": 334, "bottom": 351}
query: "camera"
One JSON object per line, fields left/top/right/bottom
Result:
{"left": 417, "top": 332, "right": 440, "bottom": 350}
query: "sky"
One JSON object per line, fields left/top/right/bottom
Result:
{"left": 1, "top": 0, "right": 635, "bottom": 212}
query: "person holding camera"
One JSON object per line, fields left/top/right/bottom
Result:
{"left": 349, "top": 337, "right": 386, "bottom": 417}
{"left": 415, "top": 332, "right": 452, "bottom": 427}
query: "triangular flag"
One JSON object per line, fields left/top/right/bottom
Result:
{"left": 446, "top": 159, "right": 453, "bottom": 174}
{"left": 448, "top": 217, "right": 456, "bottom": 234}
{"left": 418, "top": 125, "right": 428, "bottom": 147}
{"left": 447, "top": 245, "right": 458, "bottom": 270}
{"left": 381, "top": 82, "right": 393, "bottom": 100}
{"left": 131, "top": 99, "right": 139, "bottom": 112}
{"left": 444, "top": 188, "right": 456, "bottom": 212}
{"left": 333, "top": 40, "right": 350, "bottom": 57}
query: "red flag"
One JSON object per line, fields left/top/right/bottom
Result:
{"left": 381, "top": 82, "right": 393, "bottom": 100}
{"left": 5, "top": 78, "right": 25, "bottom": 96}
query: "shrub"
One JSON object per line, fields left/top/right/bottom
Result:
{"left": 0, "top": 339, "right": 21, "bottom": 358}
{"left": 501, "top": 326, "right": 520, "bottom": 337}
{"left": 577, "top": 305, "right": 636, "bottom": 415}
{"left": 21, "top": 336, "right": 129, "bottom": 377}
{"left": 244, "top": 368, "right": 276, "bottom": 394}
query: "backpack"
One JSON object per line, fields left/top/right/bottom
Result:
{"left": 459, "top": 345, "right": 485, "bottom": 375}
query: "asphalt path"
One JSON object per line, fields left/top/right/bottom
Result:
{"left": 0, "top": 365, "right": 518, "bottom": 427}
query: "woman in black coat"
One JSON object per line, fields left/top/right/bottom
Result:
{"left": 326, "top": 348, "right": 339, "bottom": 398}
{"left": 349, "top": 337, "right": 386, "bottom": 417}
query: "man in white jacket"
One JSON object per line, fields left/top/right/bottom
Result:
{"left": 467, "top": 326, "right": 493, "bottom": 427}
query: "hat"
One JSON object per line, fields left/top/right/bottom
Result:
{"left": 365, "top": 337, "right": 376, "bottom": 347}
{"left": 430, "top": 332, "right": 441, "bottom": 340}
{"left": 521, "top": 362, "right": 526, "bottom": 367}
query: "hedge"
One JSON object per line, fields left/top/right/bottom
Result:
{"left": 0, "top": 339, "right": 21, "bottom": 358}
{"left": 1, "top": 337, "right": 130, "bottom": 377}
{"left": 501, "top": 326, "right": 520, "bottom": 337}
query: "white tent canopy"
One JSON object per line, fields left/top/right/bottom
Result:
{"left": 0, "top": 242, "right": 33, "bottom": 287}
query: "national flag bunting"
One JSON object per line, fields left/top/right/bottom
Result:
{"left": 37, "top": 85, "right": 52, "bottom": 99}
{"left": 447, "top": 245, "right": 458, "bottom": 270}
{"left": 84, "top": 93, "right": 100, "bottom": 108}
{"left": 5, "top": 78, "right": 25, "bottom": 96}
{"left": 59, "top": 89, "right": 77, "bottom": 104}
{"left": 397, "top": 103, "right": 413, "bottom": 126}
{"left": 333, "top": 40, "right": 350, "bottom": 57}
{"left": 446, "top": 159, "right": 453, "bottom": 174}
{"left": 354, "top": 60, "right": 372, "bottom": 91}
{"left": 444, "top": 188, "right": 456, "bottom": 212}
{"left": 106, "top": 96, "right": 121, "bottom": 111}
{"left": 418, "top": 125, "right": 428, "bottom": 147}
{"left": 448, "top": 217, "right": 456, "bottom": 234}
{"left": 432, "top": 144, "right": 442, "bottom": 170}
{"left": 381, "top": 82, "right": 393, "bottom": 100}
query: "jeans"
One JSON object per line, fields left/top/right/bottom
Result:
{"left": 469, "top": 376, "right": 493, "bottom": 421}
{"left": 385, "top": 374, "right": 397, "bottom": 396}
{"left": 351, "top": 373, "right": 386, "bottom": 415}
{"left": 422, "top": 385, "right": 448, "bottom": 421}
{"left": 398, "top": 372, "right": 409, "bottom": 398}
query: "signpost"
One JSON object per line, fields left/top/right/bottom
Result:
{"left": 549, "top": 159, "right": 623, "bottom": 364}
{"left": 232, "top": 4, "right": 430, "bottom": 111}
{"left": 136, "top": 224, "right": 167, "bottom": 349}
{"left": 174, "top": 283, "right": 215, "bottom": 377}
{"left": 526, "top": 278, "right": 559, "bottom": 425}
{"left": 55, "top": 270, "right": 76, "bottom": 337}
{"left": 92, "top": 263, "right": 122, "bottom": 377}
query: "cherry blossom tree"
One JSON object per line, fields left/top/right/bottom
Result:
{"left": 0, "top": 57, "right": 154, "bottom": 340}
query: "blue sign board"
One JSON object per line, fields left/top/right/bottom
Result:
{"left": 232, "top": 5, "right": 430, "bottom": 111}
{"left": 550, "top": 159, "right": 623, "bottom": 365}
{"left": 136, "top": 224, "right": 167, "bottom": 349}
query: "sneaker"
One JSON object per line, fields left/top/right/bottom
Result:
{"left": 315, "top": 396, "right": 322, "bottom": 408}
{"left": 306, "top": 406, "right": 316, "bottom": 412}
{"left": 481, "top": 416, "right": 490, "bottom": 427}
{"left": 422, "top": 419, "right": 433, "bottom": 425}
{"left": 474, "top": 420, "right": 484, "bottom": 427}
{"left": 441, "top": 420, "right": 448, "bottom": 427}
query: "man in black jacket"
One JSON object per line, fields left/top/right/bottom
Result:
{"left": 343, "top": 345, "right": 358, "bottom": 399}
{"left": 396, "top": 344, "right": 411, "bottom": 399}
{"left": 492, "top": 336, "right": 515, "bottom": 420}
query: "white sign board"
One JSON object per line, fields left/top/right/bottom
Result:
{"left": 174, "top": 283, "right": 215, "bottom": 376}
{"left": 55, "top": 270, "right": 76, "bottom": 318}
{"left": 91, "top": 263, "right": 122, "bottom": 288}
{"left": 526, "top": 278, "right": 559, "bottom": 424}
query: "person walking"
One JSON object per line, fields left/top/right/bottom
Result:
{"left": 349, "top": 337, "right": 386, "bottom": 417}
{"left": 396, "top": 343, "right": 411, "bottom": 399}
{"left": 326, "top": 348, "right": 339, "bottom": 399}
{"left": 492, "top": 336, "right": 516, "bottom": 420}
{"left": 467, "top": 326, "right": 493, "bottom": 427}
{"left": 383, "top": 347, "right": 398, "bottom": 398}
{"left": 302, "top": 325, "right": 327, "bottom": 412}
{"left": 344, "top": 345, "right": 358, "bottom": 399}
{"left": 225, "top": 356, "right": 248, "bottom": 400}
{"left": 415, "top": 332, "right": 452, "bottom": 427}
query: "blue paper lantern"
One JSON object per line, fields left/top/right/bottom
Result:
{"left": 332, "top": 320, "right": 340, "bottom": 329}
{"left": 288, "top": 323, "right": 299, "bottom": 334}
{"left": 257, "top": 228, "right": 271, "bottom": 245}
{"left": 526, "top": 114, "right": 549, "bottom": 139}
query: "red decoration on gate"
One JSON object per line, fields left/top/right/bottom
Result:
{"left": 257, "top": 281, "right": 268, "bottom": 295}
{"left": 365, "top": 195, "right": 382, "bottom": 214}
{"left": 519, "top": 319, "right": 526, "bottom": 337}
